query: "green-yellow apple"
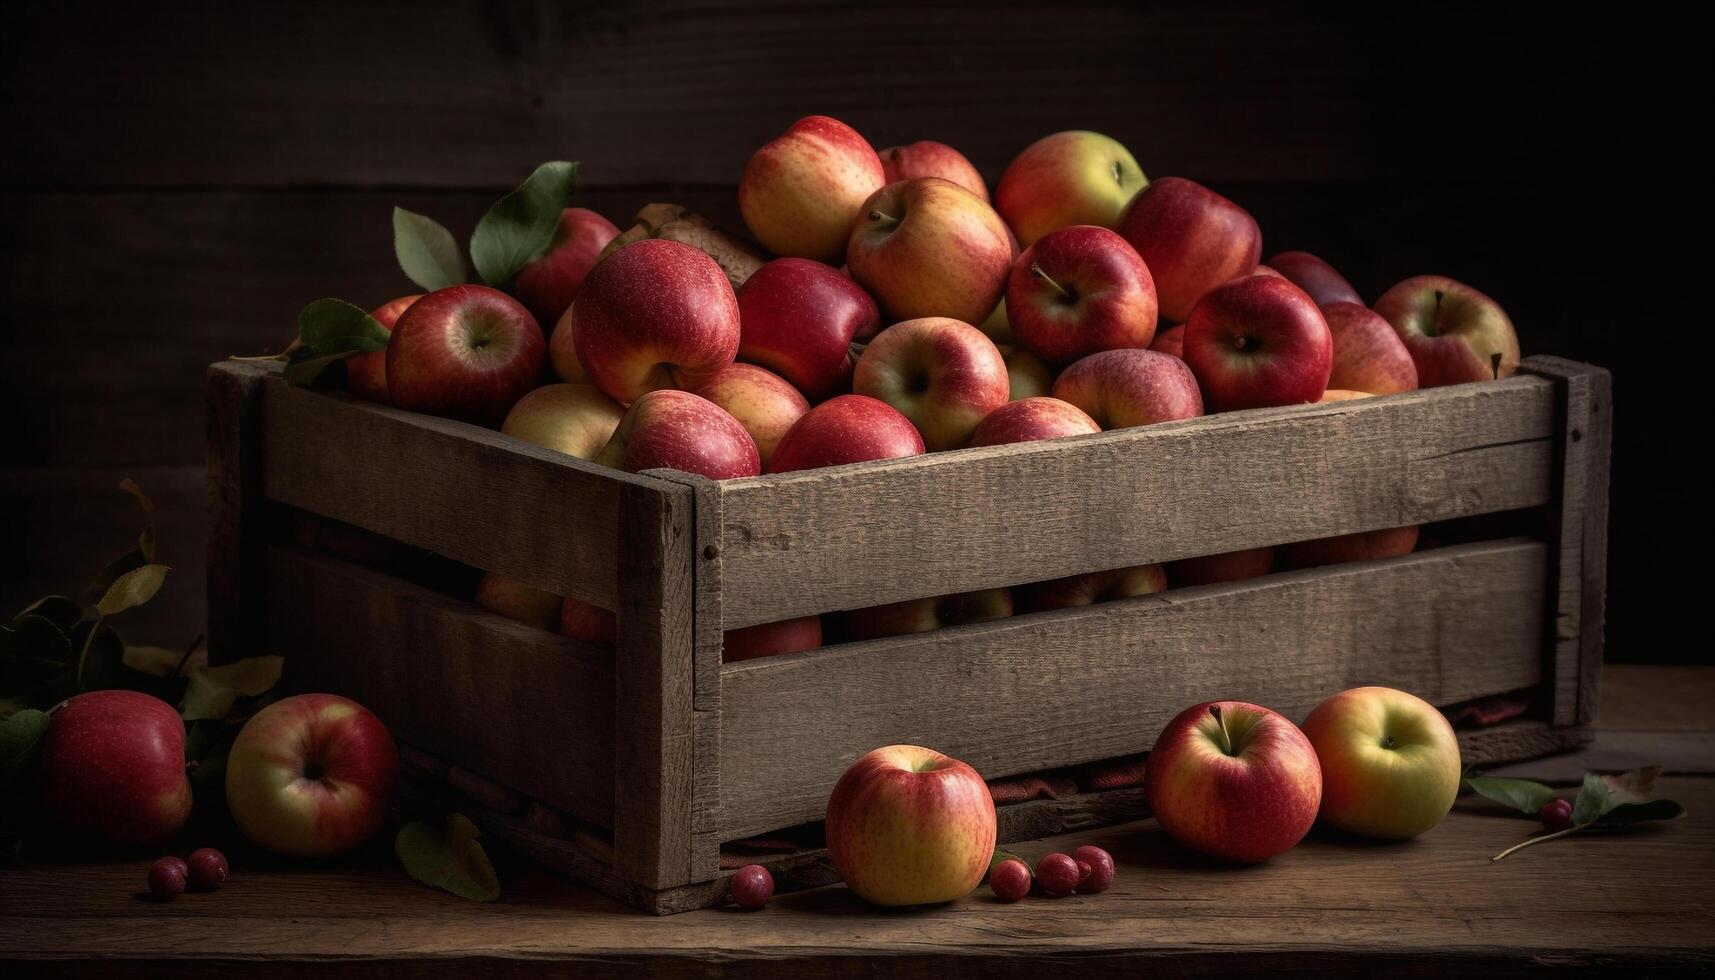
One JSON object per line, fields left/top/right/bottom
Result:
{"left": 979, "top": 297, "right": 1016, "bottom": 346}
{"left": 1052, "top": 348, "right": 1202, "bottom": 428}
{"left": 825, "top": 744, "right": 997, "bottom": 906}
{"left": 740, "top": 115, "right": 886, "bottom": 263}
{"left": 347, "top": 294, "right": 421, "bottom": 403}
{"left": 854, "top": 316, "right": 1010, "bottom": 450}
{"left": 767, "top": 394, "right": 925, "bottom": 473}
{"left": 1300, "top": 686, "right": 1461, "bottom": 839}
{"left": 1168, "top": 547, "right": 1275, "bottom": 586}
{"left": 1373, "top": 275, "right": 1520, "bottom": 387}
{"left": 834, "top": 588, "right": 1013, "bottom": 642}
{"left": 994, "top": 130, "right": 1147, "bottom": 246}
{"left": 474, "top": 572, "right": 562, "bottom": 630}
{"left": 38, "top": 690, "right": 192, "bottom": 847}
{"left": 500, "top": 383, "right": 624, "bottom": 460}
{"left": 1183, "top": 275, "right": 1332, "bottom": 410}
{"left": 595, "top": 389, "right": 760, "bottom": 480}
{"left": 847, "top": 178, "right": 1014, "bottom": 326}
{"left": 693, "top": 363, "right": 810, "bottom": 469}
{"left": 1019, "top": 563, "right": 1165, "bottom": 612}
{"left": 226, "top": 693, "right": 399, "bottom": 858}
{"left": 570, "top": 239, "right": 740, "bottom": 403}
{"left": 547, "top": 306, "right": 589, "bottom": 383}
{"left": 879, "top": 140, "right": 989, "bottom": 202}
{"left": 1008, "top": 225, "right": 1158, "bottom": 364}
{"left": 1279, "top": 525, "right": 1419, "bottom": 570}
{"left": 736, "top": 257, "right": 880, "bottom": 401}
{"left": 1117, "top": 177, "right": 1261, "bottom": 322}
{"left": 513, "top": 207, "right": 621, "bottom": 328}
{"left": 1323, "top": 301, "right": 1418, "bottom": 395}
{"left": 968, "top": 396, "right": 1099, "bottom": 447}
{"left": 386, "top": 284, "right": 546, "bottom": 426}
{"left": 1144, "top": 700, "right": 1322, "bottom": 862}
{"left": 1003, "top": 347, "right": 1054, "bottom": 400}
{"left": 1267, "top": 250, "right": 1362, "bottom": 307}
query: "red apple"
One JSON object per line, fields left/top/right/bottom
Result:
{"left": 500, "top": 382, "right": 625, "bottom": 460}
{"left": 1182, "top": 275, "right": 1332, "bottom": 411}
{"left": 1019, "top": 563, "right": 1166, "bottom": 612}
{"left": 1167, "top": 547, "right": 1275, "bottom": 587}
{"left": 1007, "top": 225, "right": 1158, "bottom": 364}
{"left": 1301, "top": 686, "right": 1462, "bottom": 839}
{"left": 594, "top": 389, "right": 759, "bottom": 480}
{"left": 1279, "top": 525, "right": 1420, "bottom": 569}
{"left": 847, "top": 178, "right": 1014, "bottom": 327}
{"left": 736, "top": 258, "right": 880, "bottom": 401}
{"left": 879, "top": 140, "right": 989, "bottom": 202}
{"left": 571, "top": 239, "right": 740, "bottom": 403}
{"left": 1319, "top": 389, "right": 1372, "bottom": 402}
{"left": 386, "top": 284, "right": 546, "bottom": 426}
{"left": 1251, "top": 264, "right": 1284, "bottom": 279}
{"left": 559, "top": 597, "right": 616, "bottom": 647}
{"left": 853, "top": 317, "right": 1010, "bottom": 450}
{"left": 512, "top": 207, "right": 621, "bottom": 328}
{"left": 1144, "top": 701, "right": 1322, "bottom": 862}
{"left": 740, "top": 115, "right": 886, "bottom": 263}
{"left": 1373, "top": 275, "right": 1521, "bottom": 387}
{"left": 1149, "top": 323, "right": 1185, "bottom": 359}
{"left": 834, "top": 588, "right": 1013, "bottom": 642}
{"left": 723, "top": 616, "right": 823, "bottom": 663}
{"left": 38, "top": 690, "right": 192, "bottom": 847}
{"left": 1052, "top": 348, "right": 1203, "bottom": 429}
{"left": 1266, "top": 250, "right": 1362, "bottom": 307}
{"left": 969, "top": 396, "right": 1100, "bottom": 447}
{"left": 825, "top": 744, "right": 998, "bottom": 906}
{"left": 347, "top": 294, "right": 421, "bottom": 403}
{"left": 693, "top": 363, "right": 810, "bottom": 469}
{"left": 768, "top": 394, "right": 925, "bottom": 473}
{"left": 995, "top": 130, "right": 1147, "bottom": 246}
{"left": 1117, "top": 177, "right": 1262, "bottom": 323}
{"left": 474, "top": 572, "right": 562, "bottom": 630}
{"left": 1003, "top": 347, "right": 1054, "bottom": 400}
{"left": 1322, "top": 301, "right": 1418, "bottom": 395}
{"left": 225, "top": 693, "right": 399, "bottom": 858}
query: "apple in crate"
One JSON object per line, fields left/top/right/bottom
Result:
{"left": 1373, "top": 275, "right": 1520, "bottom": 387}
{"left": 1300, "top": 686, "right": 1462, "bottom": 839}
{"left": 571, "top": 239, "right": 740, "bottom": 403}
{"left": 595, "top": 390, "right": 760, "bottom": 480}
{"left": 1266, "top": 250, "right": 1362, "bottom": 307}
{"left": 1149, "top": 323, "right": 1184, "bottom": 359}
{"left": 501, "top": 383, "right": 624, "bottom": 461}
{"left": 512, "top": 207, "right": 621, "bottom": 329}
{"left": 560, "top": 597, "right": 616, "bottom": 647}
{"left": 1168, "top": 547, "right": 1275, "bottom": 586}
{"left": 1117, "top": 177, "right": 1261, "bottom": 323}
{"left": 879, "top": 140, "right": 989, "bottom": 201}
{"left": 723, "top": 616, "right": 823, "bottom": 663}
{"left": 1183, "top": 275, "right": 1332, "bottom": 411}
{"left": 475, "top": 572, "right": 562, "bottom": 631}
{"left": 847, "top": 177, "right": 1014, "bottom": 327}
{"left": 1007, "top": 225, "right": 1158, "bottom": 364}
{"left": 826, "top": 744, "right": 998, "bottom": 906}
{"left": 38, "top": 690, "right": 192, "bottom": 847}
{"left": 740, "top": 115, "right": 886, "bottom": 264}
{"left": 346, "top": 293, "right": 421, "bottom": 403}
{"left": 694, "top": 363, "right": 809, "bottom": 470}
{"left": 854, "top": 317, "right": 1010, "bottom": 451}
{"left": 226, "top": 693, "right": 399, "bottom": 858}
{"left": 994, "top": 130, "right": 1147, "bottom": 247}
{"left": 768, "top": 395, "right": 925, "bottom": 473}
{"left": 1052, "top": 348, "right": 1203, "bottom": 428}
{"left": 835, "top": 588, "right": 1013, "bottom": 642}
{"left": 1145, "top": 701, "right": 1322, "bottom": 862}
{"left": 386, "top": 285, "right": 546, "bottom": 426}
{"left": 547, "top": 310, "right": 590, "bottom": 384}
{"left": 736, "top": 257, "right": 880, "bottom": 401}
{"left": 969, "top": 396, "right": 1099, "bottom": 447}
{"left": 1279, "top": 525, "right": 1420, "bottom": 569}
{"left": 1322, "top": 302, "right": 1417, "bottom": 396}
{"left": 1020, "top": 563, "right": 1166, "bottom": 612}
{"left": 1002, "top": 347, "right": 1054, "bottom": 401}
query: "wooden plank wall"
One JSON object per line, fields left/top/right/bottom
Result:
{"left": 0, "top": 2, "right": 1688, "bottom": 661}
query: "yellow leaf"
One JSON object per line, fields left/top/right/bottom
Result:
{"left": 96, "top": 564, "right": 170, "bottom": 616}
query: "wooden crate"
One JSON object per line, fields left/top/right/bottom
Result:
{"left": 205, "top": 355, "right": 1610, "bottom": 913}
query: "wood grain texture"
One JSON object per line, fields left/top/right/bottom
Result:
{"left": 261, "top": 377, "right": 662, "bottom": 609}
{"left": 205, "top": 360, "right": 274, "bottom": 664}
{"left": 720, "top": 539, "right": 1549, "bottom": 838}
{"left": 612, "top": 481, "right": 698, "bottom": 890}
{"left": 716, "top": 377, "right": 1556, "bottom": 627}
{"left": 267, "top": 545, "right": 615, "bottom": 826}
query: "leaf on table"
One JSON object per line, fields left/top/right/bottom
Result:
{"left": 396, "top": 814, "right": 502, "bottom": 902}
{"left": 180, "top": 656, "right": 284, "bottom": 721}
{"left": 469, "top": 160, "right": 579, "bottom": 287}
{"left": 0, "top": 709, "right": 50, "bottom": 785}
{"left": 394, "top": 207, "right": 468, "bottom": 291}
{"left": 14, "top": 596, "right": 84, "bottom": 632}
{"left": 95, "top": 564, "right": 170, "bottom": 617}
{"left": 1463, "top": 775, "right": 1558, "bottom": 815}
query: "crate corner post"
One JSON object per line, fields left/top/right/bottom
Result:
{"left": 205, "top": 359, "right": 279, "bottom": 667}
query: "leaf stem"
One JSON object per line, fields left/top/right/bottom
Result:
{"left": 1491, "top": 823, "right": 1586, "bottom": 862}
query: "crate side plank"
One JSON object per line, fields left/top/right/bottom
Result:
{"left": 265, "top": 546, "right": 615, "bottom": 826}
{"left": 718, "top": 539, "right": 1548, "bottom": 838}
{"left": 260, "top": 379, "right": 662, "bottom": 609}
{"left": 715, "top": 377, "right": 1555, "bottom": 627}
{"left": 206, "top": 360, "right": 276, "bottom": 664}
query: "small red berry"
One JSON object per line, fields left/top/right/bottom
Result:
{"left": 148, "top": 857, "right": 188, "bottom": 901}
{"left": 1072, "top": 845, "right": 1115, "bottom": 893}
{"left": 988, "top": 858, "right": 1031, "bottom": 902}
{"left": 1035, "top": 852, "right": 1080, "bottom": 897}
{"left": 729, "top": 864, "right": 774, "bottom": 911}
{"left": 1539, "top": 798, "right": 1574, "bottom": 832}
{"left": 186, "top": 848, "right": 229, "bottom": 891}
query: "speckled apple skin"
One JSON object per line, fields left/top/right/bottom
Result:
{"left": 1117, "top": 177, "right": 1261, "bottom": 323}
{"left": 694, "top": 363, "right": 809, "bottom": 469}
{"left": 40, "top": 690, "right": 192, "bottom": 846}
{"left": 595, "top": 389, "right": 759, "bottom": 480}
{"left": 740, "top": 115, "right": 886, "bottom": 263}
{"left": 1053, "top": 348, "right": 1203, "bottom": 428}
{"left": 386, "top": 284, "right": 545, "bottom": 426}
{"left": 968, "top": 396, "right": 1099, "bottom": 447}
{"left": 767, "top": 395, "right": 924, "bottom": 473}
{"left": 737, "top": 257, "right": 880, "bottom": 401}
{"left": 879, "top": 140, "right": 989, "bottom": 202}
{"left": 347, "top": 293, "right": 421, "bottom": 403}
{"left": 1182, "top": 275, "right": 1332, "bottom": 411}
{"left": 847, "top": 179, "right": 1014, "bottom": 327}
{"left": 513, "top": 207, "right": 620, "bottom": 328}
{"left": 854, "top": 317, "right": 1010, "bottom": 451}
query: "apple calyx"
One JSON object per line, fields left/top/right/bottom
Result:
{"left": 1209, "top": 704, "right": 1235, "bottom": 757}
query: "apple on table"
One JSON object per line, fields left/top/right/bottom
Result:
{"left": 847, "top": 177, "right": 1014, "bottom": 327}
{"left": 1301, "top": 686, "right": 1462, "bottom": 839}
{"left": 853, "top": 317, "right": 1010, "bottom": 451}
{"left": 38, "top": 690, "right": 193, "bottom": 847}
{"left": 386, "top": 284, "right": 547, "bottom": 427}
{"left": 995, "top": 130, "right": 1147, "bottom": 246}
{"left": 740, "top": 115, "right": 886, "bottom": 264}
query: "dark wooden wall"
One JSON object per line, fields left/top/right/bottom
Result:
{"left": 0, "top": 2, "right": 1694, "bottom": 661}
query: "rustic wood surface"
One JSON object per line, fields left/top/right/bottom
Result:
{"left": 1, "top": 666, "right": 1707, "bottom": 977}
{"left": 715, "top": 377, "right": 1555, "bottom": 626}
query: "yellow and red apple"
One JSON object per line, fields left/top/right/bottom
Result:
{"left": 500, "top": 383, "right": 624, "bottom": 460}
{"left": 854, "top": 317, "right": 1010, "bottom": 451}
{"left": 847, "top": 178, "right": 1014, "bottom": 327}
{"left": 1300, "top": 686, "right": 1462, "bottom": 839}
{"left": 740, "top": 115, "right": 886, "bottom": 264}
{"left": 994, "top": 130, "right": 1147, "bottom": 246}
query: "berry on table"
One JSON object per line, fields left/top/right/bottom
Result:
{"left": 1035, "top": 852, "right": 1080, "bottom": 897}
{"left": 187, "top": 848, "right": 229, "bottom": 891}
{"left": 1539, "top": 798, "right": 1574, "bottom": 832}
{"left": 148, "top": 856, "right": 188, "bottom": 901}
{"left": 988, "top": 858, "right": 1031, "bottom": 902}
{"left": 729, "top": 864, "right": 774, "bottom": 910}
{"left": 1072, "top": 844, "right": 1115, "bottom": 893}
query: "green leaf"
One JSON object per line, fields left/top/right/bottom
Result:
{"left": 0, "top": 709, "right": 50, "bottom": 785}
{"left": 87, "top": 549, "right": 147, "bottom": 604}
{"left": 180, "top": 656, "right": 284, "bottom": 721}
{"left": 14, "top": 596, "right": 84, "bottom": 632}
{"left": 1463, "top": 775, "right": 1557, "bottom": 815}
{"left": 394, "top": 207, "right": 468, "bottom": 291}
{"left": 1571, "top": 771, "right": 1614, "bottom": 826}
{"left": 282, "top": 298, "right": 392, "bottom": 387}
{"left": 95, "top": 564, "right": 170, "bottom": 617}
{"left": 281, "top": 346, "right": 359, "bottom": 386}
{"left": 469, "top": 161, "right": 578, "bottom": 287}
{"left": 396, "top": 814, "right": 501, "bottom": 902}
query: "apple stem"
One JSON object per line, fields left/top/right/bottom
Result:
{"left": 1209, "top": 704, "right": 1235, "bottom": 756}
{"left": 1030, "top": 263, "right": 1072, "bottom": 300}
{"left": 868, "top": 209, "right": 900, "bottom": 228}
{"left": 1491, "top": 352, "right": 1503, "bottom": 379}
{"left": 1490, "top": 823, "right": 1585, "bottom": 862}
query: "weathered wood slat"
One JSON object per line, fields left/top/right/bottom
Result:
{"left": 261, "top": 378, "right": 655, "bottom": 609}
{"left": 265, "top": 545, "right": 615, "bottom": 826}
{"left": 716, "top": 378, "right": 1556, "bottom": 627}
{"left": 206, "top": 361, "right": 275, "bottom": 663}
{"left": 718, "top": 539, "right": 1548, "bottom": 838}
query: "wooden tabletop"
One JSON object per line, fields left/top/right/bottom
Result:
{"left": 4, "top": 665, "right": 1712, "bottom": 977}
